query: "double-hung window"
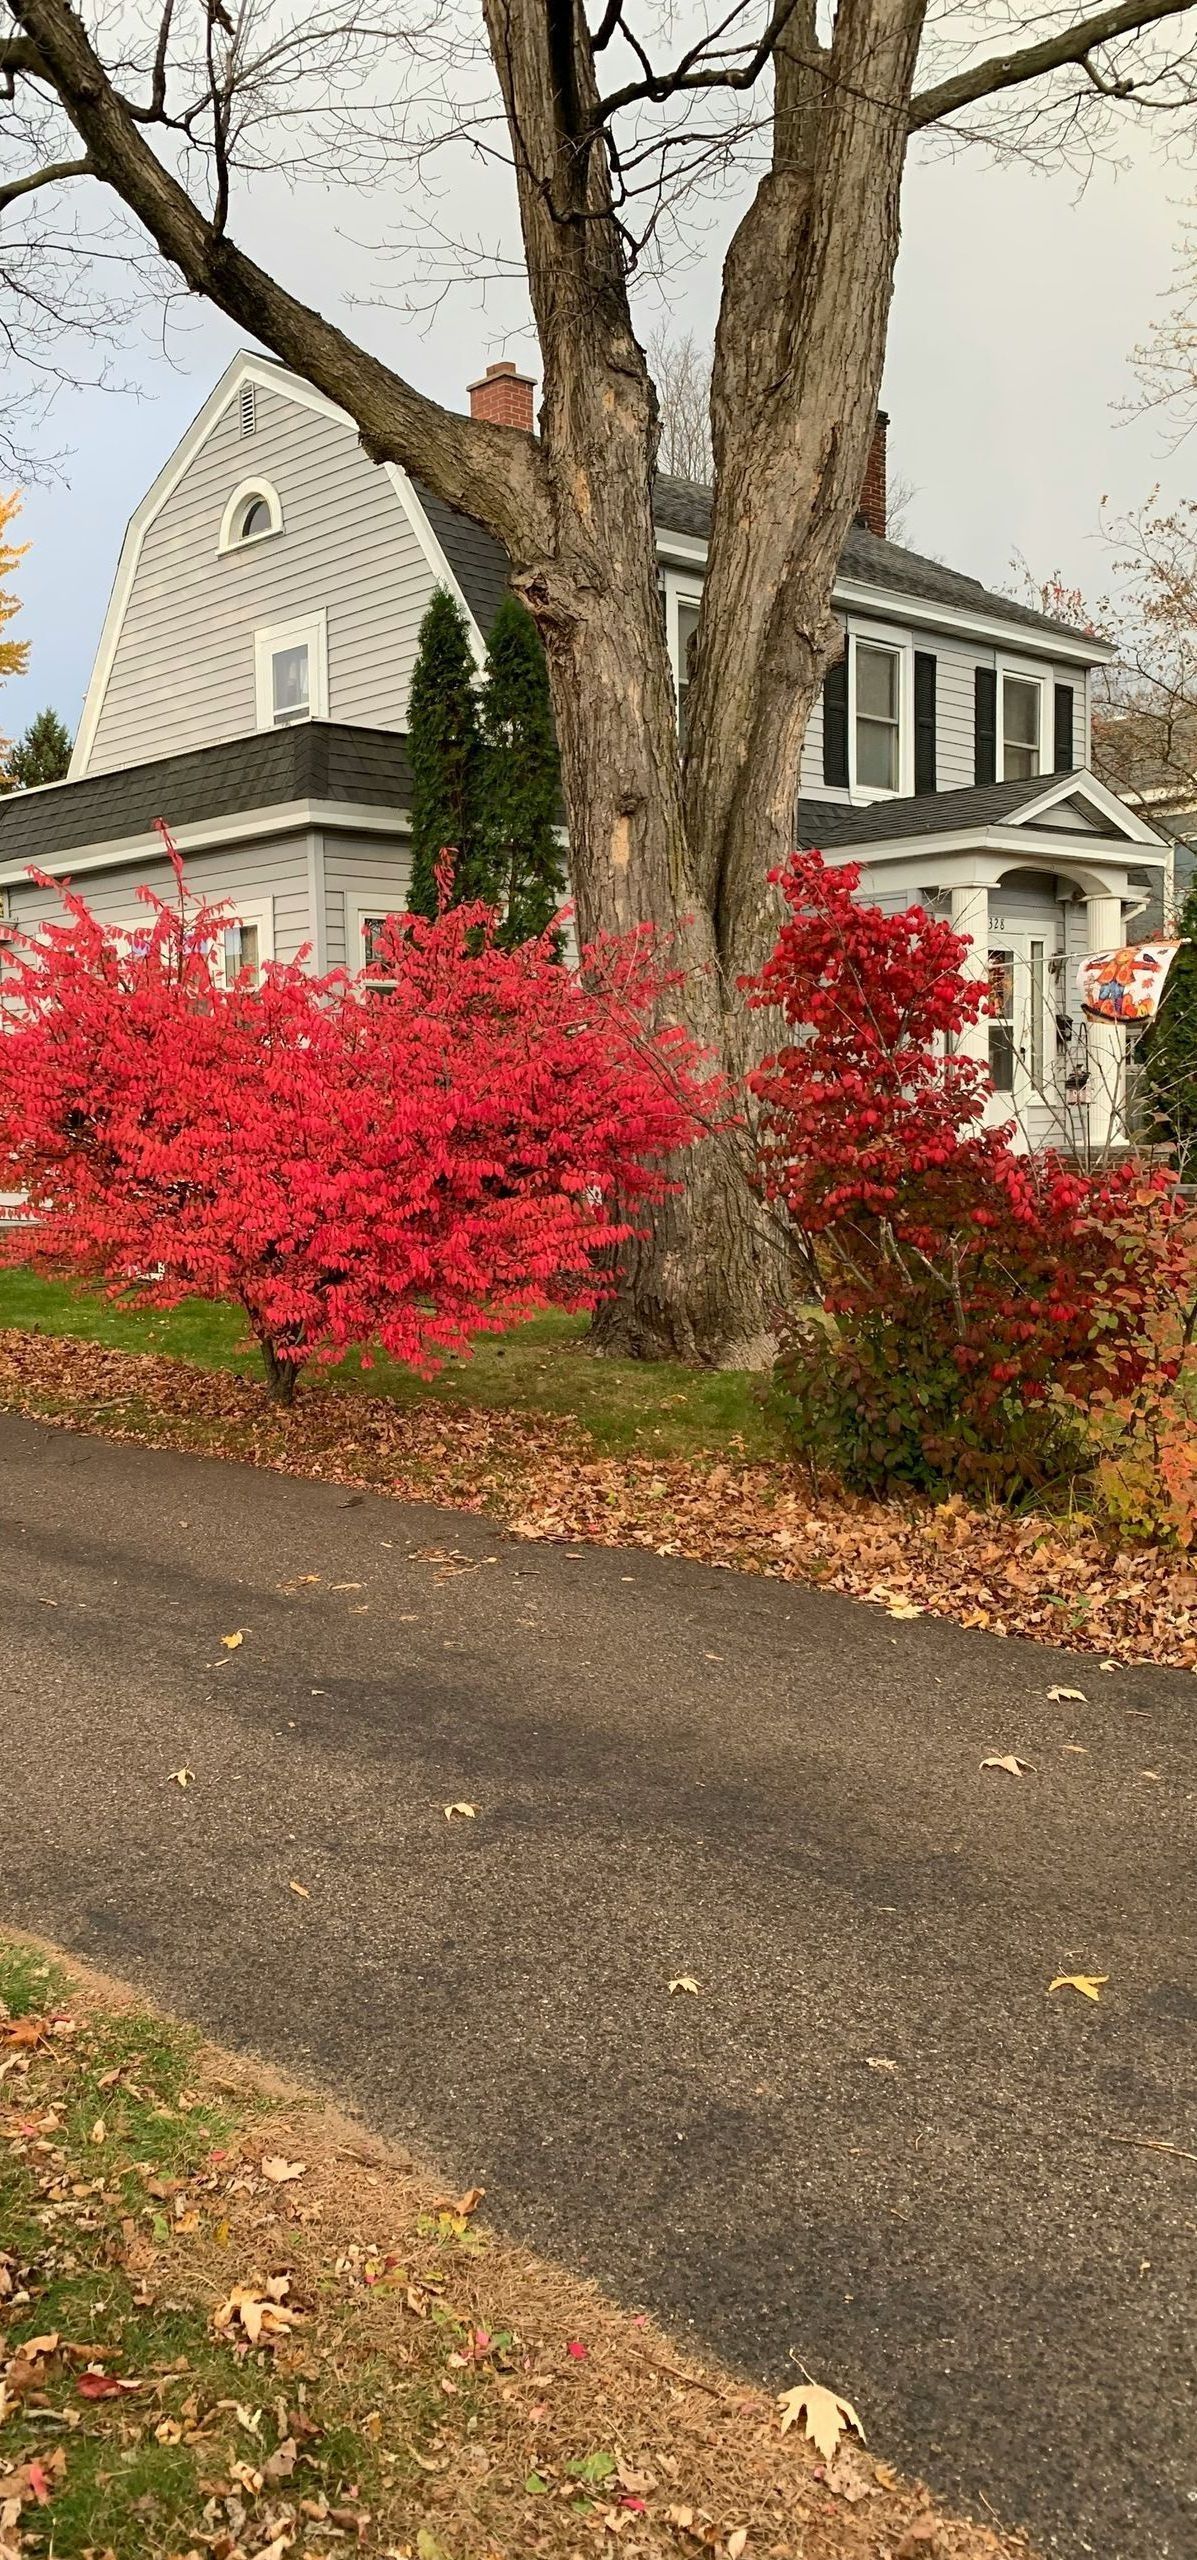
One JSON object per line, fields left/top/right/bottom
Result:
{"left": 254, "top": 612, "right": 328, "bottom": 732}
{"left": 216, "top": 898, "right": 275, "bottom": 988}
{"left": 854, "top": 640, "right": 902, "bottom": 792}
{"left": 676, "top": 600, "right": 701, "bottom": 746}
{"left": 1000, "top": 670, "right": 1043, "bottom": 780}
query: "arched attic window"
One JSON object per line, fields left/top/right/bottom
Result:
{"left": 218, "top": 478, "right": 284, "bottom": 554}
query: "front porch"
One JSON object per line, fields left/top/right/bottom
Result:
{"left": 797, "top": 768, "right": 1173, "bottom": 1152}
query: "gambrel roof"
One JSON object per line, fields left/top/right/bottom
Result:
{"left": 69, "top": 351, "right": 1114, "bottom": 782}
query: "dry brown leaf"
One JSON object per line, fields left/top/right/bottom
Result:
{"left": 777, "top": 2379, "right": 864, "bottom": 2460}
{"left": 167, "top": 1767, "right": 195, "bottom": 1788}
{"left": 429, "top": 2184, "right": 485, "bottom": 2219}
{"left": 221, "top": 1631, "right": 244, "bottom": 1651}
{"left": 668, "top": 1976, "right": 701, "bottom": 1996}
{"left": 260, "top": 2155, "right": 307, "bottom": 2185}
{"left": 979, "top": 1753, "right": 1034, "bottom": 1776}
{"left": 727, "top": 2530, "right": 748, "bottom": 2557}
{"left": 287, "top": 1880, "right": 310, "bottom": 1899}
{"left": 444, "top": 1802, "right": 476, "bottom": 1821}
{"left": 1048, "top": 1973, "right": 1108, "bottom": 2002}
{"left": 1047, "top": 1684, "right": 1086, "bottom": 1702}
{"left": 212, "top": 2280, "right": 301, "bottom": 2348}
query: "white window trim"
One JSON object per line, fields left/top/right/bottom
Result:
{"left": 847, "top": 619, "right": 913, "bottom": 802}
{"left": 346, "top": 894, "right": 401, "bottom": 982}
{"left": 213, "top": 895, "right": 276, "bottom": 982}
{"left": 663, "top": 578, "right": 703, "bottom": 698}
{"left": 218, "top": 477, "right": 285, "bottom": 554}
{"left": 254, "top": 612, "right": 328, "bottom": 731}
{"left": 996, "top": 659, "right": 1047, "bottom": 783}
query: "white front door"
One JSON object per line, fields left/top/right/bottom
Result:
{"left": 985, "top": 922, "right": 1063, "bottom": 1134}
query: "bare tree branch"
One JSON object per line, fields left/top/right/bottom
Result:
{"left": 4, "top": 0, "right": 551, "bottom": 555}
{"left": 0, "top": 151, "right": 91, "bottom": 209}
{"left": 910, "top": 0, "right": 1197, "bottom": 131}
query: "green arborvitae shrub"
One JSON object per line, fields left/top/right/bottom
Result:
{"left": 479, "top": 593, "right": 565, "bottom": 945}
{"left": 405, "top": 589, "right": 482, "bottom": 918}
{"left": 1, "top": 706, "right": 72, "bottom": 793}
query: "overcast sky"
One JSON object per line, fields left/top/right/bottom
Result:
{"left": 1, "top": 110, "right": 1190, "bottom": 743}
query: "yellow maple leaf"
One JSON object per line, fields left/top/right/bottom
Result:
{"left": 1048, "top": 1973, "right": 1108, "bottom": 2002}
{"left": 777, "top": 2379, "right": 865, "bottom": 2460}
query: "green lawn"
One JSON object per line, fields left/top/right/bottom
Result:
{"left": 0, "top": 1267, "right": 783, "bottom": 1460}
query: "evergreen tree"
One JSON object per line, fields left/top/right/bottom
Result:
{"left": 1144, "top": 870, "right": 1197, "bottom": 1152}
{"left": 479, "top": 594, "right": 566, "bottom": 946}
{"left": 1, "top": 706, "right": 72, "bottom": 793}
{"left": 405, "top": 589, "right": 482, "bottom": 918}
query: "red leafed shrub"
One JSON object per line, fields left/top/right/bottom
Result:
{"left": 746, "top": 850, "right": 1197, "bottom": 1498}
{"left": 0, "top": 858, "right": 715, "bottom": 1400}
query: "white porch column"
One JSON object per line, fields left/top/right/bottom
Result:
{"left": 1084, "top": 893, "right": 1125, "bottom": 1150}
{"left": 950, "top": 883, "right": 992, "bottom": 1072}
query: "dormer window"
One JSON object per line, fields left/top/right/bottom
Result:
{"left": 218, "top": 477, "right": 284, "bottom": 553}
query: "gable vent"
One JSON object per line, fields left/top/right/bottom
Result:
{"left": 239, "top": 382, "right": 257, "bottom": 438}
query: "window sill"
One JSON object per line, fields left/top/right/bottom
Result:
{"left": 216, "top": 526, "right": 286, "bottom": 559}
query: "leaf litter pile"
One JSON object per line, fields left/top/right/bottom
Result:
{"left": 0, "top": 1940, "right": 1031, "bottom": 2560}
{"left": 1, "top": 1327, "right": 1195, "bottom": 1670}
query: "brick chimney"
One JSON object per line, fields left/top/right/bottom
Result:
{"left": 857, "top": 410, "right": 888, "bottom": 540}
{"left": 468, "top": 359, "right": 536, "bottom": 433}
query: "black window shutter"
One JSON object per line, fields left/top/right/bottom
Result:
{"left": 822, "top": 646, "right": 850, "bottom": 789}
{"left": 974, "top": 665, "right": 997, "bottom": 785}
{"left": 913, "top": 651, "right": 937, "bottom": 794}
{"left": 1053, "top": 682, "right": 1075, "bottom": 772}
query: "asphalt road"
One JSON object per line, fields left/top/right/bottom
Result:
{"left": 0, "top": 1412, "right": 1193, "bottom": 2556}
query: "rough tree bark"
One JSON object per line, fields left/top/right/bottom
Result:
{"left": 6, "top": 0, "right": 1190, "bottom": 1360}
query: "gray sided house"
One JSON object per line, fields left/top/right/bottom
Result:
{"left": 0, "top": 355, "right": 1171, "bottom": 1147}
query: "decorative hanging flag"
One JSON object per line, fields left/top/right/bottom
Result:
{"left": 1076, "top": 940, "right": 1184, "bottom": 1024}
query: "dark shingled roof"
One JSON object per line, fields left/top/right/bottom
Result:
{"left": 795, "top": 774, "right": 1144, "bottom": 852}
{"left": 421, "top": 467, "right": 1108, "bottom": 654}
{"left": 652, "top": 475, "right": 1105, "bottom": 650}
{"left": 415, "top": 484, "right": 512, "bottom": 638}
{"left": 0, "top": 722, "right": 412, "bottom": 868}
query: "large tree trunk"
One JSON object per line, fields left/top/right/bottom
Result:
{"left": 484, "top": 0, "right": 926, "bottom": 1364}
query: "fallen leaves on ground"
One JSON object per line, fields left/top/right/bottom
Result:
{"left": 1048, "top": 1973, "right": 1109, "bottom": 2002}
{"left": 260, "top": 2153, "right": 307, "bottom": 2184}
{"left": 1047, "top": 1685, "right": 1087, "bottom": 1703}
{"left": 0, "top": 1924, "right": 1046, "bottom": 2560}
{"left": 4, "top": 1326, "right": 1196, "bottom": 1673}
{"left": 668, "top": 1976, "right": 701, "bottom": 1995}
{"left": 168, "top": 1765, "right": 195, "bottom": 1787}
{"left": 778, "top": 2380, "right": 866, "bottom": 2461}
{"left": 221, "top": 1629, "right": 244, "bottom": 1650}
{"left": 979, "top": 1754, "right": 1034, "bottom": 1776}
{"left": 444, "top": 1801, "right": 476, "bottom": 1821}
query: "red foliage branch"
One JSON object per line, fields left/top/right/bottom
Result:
{"left": 745, "top": 851, "right": 1196, "bottom": 1490}
{"left": 0, "top": 856, "right": 716, "bottom": 1398}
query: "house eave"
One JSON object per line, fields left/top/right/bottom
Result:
{"left": 0, "top": 796, "right": 410, "bottom": 889}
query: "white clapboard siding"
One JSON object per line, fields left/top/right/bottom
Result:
{"left": 86, "top": 384, "right": 439, "bottom": 775}
{"left": 6, "top": 837, "right": 314, "bottom": 964}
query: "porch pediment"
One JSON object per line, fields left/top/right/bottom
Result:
{"left": 796, "top": 767, "right": 1169, "bottom": 863}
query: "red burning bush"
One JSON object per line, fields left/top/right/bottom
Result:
{"left": 747, "top": 850, "right": 1195, "bottom": 1496}
{"left": 0, "top": 856, "right": 714, "bottom": 1399}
